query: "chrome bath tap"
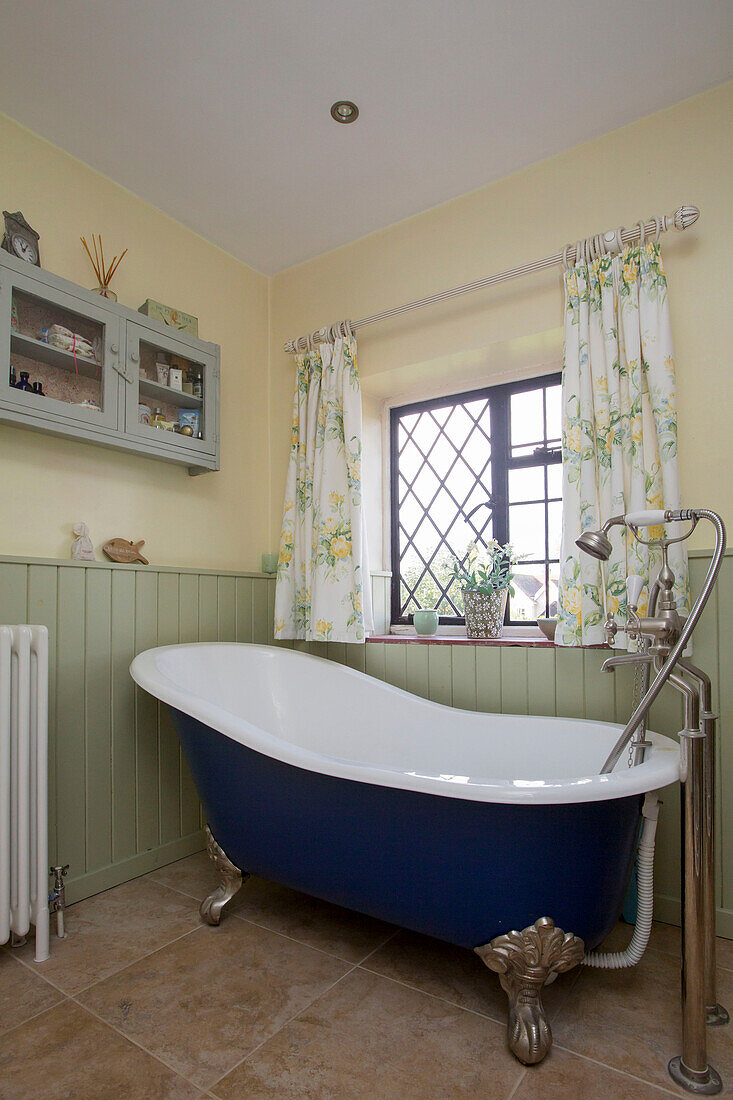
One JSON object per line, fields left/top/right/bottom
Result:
{"left": 576, "top": 507, "right": 728, "bottom": 1095}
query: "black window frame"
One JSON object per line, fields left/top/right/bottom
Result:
{"left": 389, "top": 372, "right": 562, "bottom": 627}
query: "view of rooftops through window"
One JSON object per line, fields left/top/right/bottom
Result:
{"left": 390, "top": 375, "right": 562, "bottom": 625}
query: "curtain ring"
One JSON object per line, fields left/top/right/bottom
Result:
{"left": 596, "top": 233, "right": 606, "bottom": 258}
{"left": 653, "top": 216, "right": 662, "bottom": 242}
{"left": 636, "top": 219, "right": 646, "bottom": 247}
{"left": 344, "top": 319, "right": 354, "bottom": 339}
{"left": 613, "top": 227, "right": 624, "bottom": 253}
{"left": 576, "top": 239, "right": 584, "bottom": 265}
{"left": 562, "top": 243, "right": 571, "bottom": 270}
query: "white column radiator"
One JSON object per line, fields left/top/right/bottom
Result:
{"left": 0, "top": 625, "right": 50, "bottom": 962}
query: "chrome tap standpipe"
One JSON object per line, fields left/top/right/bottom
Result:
{"left": 668, "top": 671, "right": 722, "bottom": 1095}
{"left": 678, "top": 659, "right": 730, "bottom": 1029}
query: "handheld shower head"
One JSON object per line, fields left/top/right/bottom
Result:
{"left": 576, "top": 528, "right": 613, "bottom": 561}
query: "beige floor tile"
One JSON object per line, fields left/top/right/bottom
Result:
{"left": 148, "top": 850, "right": 215, "bottom": 901}
{"left": 230, "top": 877, "right": 396, "bottom": 963}
{"left": 0, "top": 1000, "right": 201, "bottom": 1099}
{"left": 0, "top": 951, "right": 64, "bottom": 1035}
{"left": 213, "top": 967, "right": 525, "bottom": 1100}
{"left": 553, "top": 947, "right": 733, "bottom": 1095}
{"left": 513, "top": 1047, "right": 674, "bottom": 1099}
{"left": 10, "top": 877, "right": 201, "bottom": 994}
{"left": 362, "top": 927, "right": 579, "bottom": 1024}
{"left": 78, "top": 917, "right": 350, "bottom": 1089}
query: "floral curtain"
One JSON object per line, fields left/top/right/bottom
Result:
{"left": 556, "top": 240, "right": 688, "bottom": 648}
{"left": 274, "top": 334, "right": 373, "bottom": 643}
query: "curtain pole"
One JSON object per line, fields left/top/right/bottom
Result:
{"left": 283, "top": 204, "right": 699, "bottom": 354}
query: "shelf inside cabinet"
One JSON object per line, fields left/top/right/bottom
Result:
{"left": 11, "top": 332, "right": 101, "bottom": 380}
{"left": 138, "top": 377, "right": 203, "bottom": 409}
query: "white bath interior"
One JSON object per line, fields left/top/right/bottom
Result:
{"left": 131, "top": 643, "right": 680, "bottom": 804}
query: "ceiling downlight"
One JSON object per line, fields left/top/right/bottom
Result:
{"left": 330, "top": 100, "right": 359, "bottom": 124}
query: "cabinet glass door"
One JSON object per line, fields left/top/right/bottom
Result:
{"left": 123, "top": 322, "right": 217, "bottom": 457}
{"left": 2, "top": 269, "right": 121, "bottom": 431}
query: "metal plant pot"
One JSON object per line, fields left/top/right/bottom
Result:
{"left": 462, "top": 589, "right": 508, "bottom": 639}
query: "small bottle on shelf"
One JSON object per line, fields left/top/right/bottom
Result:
{"left": 192, "top": 371, "right": 203, "bottom": 399}
{"left": 32, "top": 381, "right": 45, "bottom": 397}
{"left": 152, "top": 407, "right": 165, "bottom": 428}
{"left": 17, "top": 371, "right": 32, "bottom": 391}
{"left": 9, "top": 365, "right": 17, "bottom": 387}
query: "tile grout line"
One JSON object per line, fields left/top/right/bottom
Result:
{"left": 357, "top": 960, "right": 509, "bottom": 1027}
{"left": 66, "top": 992, "right": 213, "bottom": 1093}
{"left": 206, "top": 959, "right": 365, "bottom": 1095}
{"left": 0, "top": 994, "right": 70, "bottom": 1042}
{"left": 6, "top": 921, "right": 204, "bottom": 1000}
{"left": 505, "top": 1068, "right": 527, "bottom": 1099}
{"left": 550, "top": 1042, "right": 687, "bottom": 1098}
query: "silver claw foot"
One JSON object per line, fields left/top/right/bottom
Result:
{"left": 199, "top": 825, "right": 248, "bottom": 926}
{"left": 475, "top": 916, "right": 585, "bottom": 1065}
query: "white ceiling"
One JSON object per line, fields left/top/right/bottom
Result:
{"left": 1, "top": 1, "right": 731, "bottom": 275}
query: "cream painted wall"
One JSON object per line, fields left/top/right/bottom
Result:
{"left": 0, "top": 114, "right": 271, "bottom": 570}
{"left": 269, "top": 83, "right": 733, "bottom": 567}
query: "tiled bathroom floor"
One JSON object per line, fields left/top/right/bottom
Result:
{"left": 2, "top": 854, "right": 733, "bottom": 1099}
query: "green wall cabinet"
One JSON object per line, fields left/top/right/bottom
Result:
{"left": 0, "top": 250, "right": 220, "bottom": 473}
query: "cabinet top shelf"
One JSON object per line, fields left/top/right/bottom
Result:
{"left": 11, "top": 331, "right": 101, "bottom": 380}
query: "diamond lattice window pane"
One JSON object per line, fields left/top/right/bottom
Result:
{"left": 411, "top": 414, "right": 440, "bottom": 454}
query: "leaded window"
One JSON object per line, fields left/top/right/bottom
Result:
{"left": 390, "top": 374, "right": 562, "bottom": 625}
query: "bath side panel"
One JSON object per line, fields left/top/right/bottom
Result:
{"left": 172, "top": 710, "right": 640, "bottom": 950}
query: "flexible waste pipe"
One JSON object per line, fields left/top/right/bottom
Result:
{"left": 584, "top": 793, "right": 660, "bottom": 968}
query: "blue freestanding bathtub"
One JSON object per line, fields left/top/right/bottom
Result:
{"left": 130, "top": 642, "right": 679, "bottom": 1062}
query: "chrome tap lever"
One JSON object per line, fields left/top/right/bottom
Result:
{"left": 603, "top": 614, "right": 618, "bottom": 646}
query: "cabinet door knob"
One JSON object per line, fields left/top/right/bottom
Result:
{"left": 110, "top": 343, "right": 119, "bottom": 354}
{"left": 130, "top": 352, "right": 139, "bottom": 362}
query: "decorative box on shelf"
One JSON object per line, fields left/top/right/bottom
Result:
{"left": 1, "top": 250, "right": 219, "bottom": 474}
{"left": 138, "top": 298, "right": 198, "bottom": 336}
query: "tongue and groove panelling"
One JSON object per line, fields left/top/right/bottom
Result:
{"left": 0, "top": 553, "right": 729, "bottom": 937}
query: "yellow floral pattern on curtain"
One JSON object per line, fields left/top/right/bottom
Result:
{"left": 274, "top": 336, "right": 372, "bottom": 642}
{"left": 556, "top": 241, "right": 689, "bottom": 647}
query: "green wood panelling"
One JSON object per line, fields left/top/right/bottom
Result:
{"left": 2, "top": 554, "right": 732, "bottom": 931}
{"left": 235, "top": 577, "right": 254, "bottom": 643}
{"left": 253, "top": 581, "right": 269, "bottom": 644}
{"left": 527, "top": 648, "right": 556, "bottom": 717}
{"left": 428, "top": 646, "right": 452, "bottom": 706}
{"left": 134, "top": 570, "right": 159, "bottom": 852}
{"left": 384, "top": 643, "right": 407, "bottom": 692}
{"left": 85, "top": 569, "right": 113, "bottom": 872}
{"left": 476, "top": 646, "right": 502, "bottom": 713}
{"left": 0, "top": 563, "right": 28, "bottom": 623}
{"left": 452, "top": 646, "right": 476, "bottom": 711}
{"left": 55, "top": 567, "right": 86, "bottom": 877}
{"left": 500, "top": 647, "right": 528, "bottom": 714}
{"left": 157, "top": 573, "right": 181, "bottom": 845}
{"left": 110, "top": 570, "right": 136, "bottom": 862}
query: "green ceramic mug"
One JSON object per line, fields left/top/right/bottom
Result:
{"left": 413, "top": 609, "right": 439, "bottom": 636}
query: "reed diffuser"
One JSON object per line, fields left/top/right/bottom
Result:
{"left": 80, "top": 234, "right": 127, "bottom": 300}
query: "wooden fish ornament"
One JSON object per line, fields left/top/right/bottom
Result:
{"left": 102, "top": 538, "right": 149, "bottom": 565}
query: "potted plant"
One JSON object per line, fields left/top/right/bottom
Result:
{"left": 452, "top": 541, "right": 519, "bottom": 639}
